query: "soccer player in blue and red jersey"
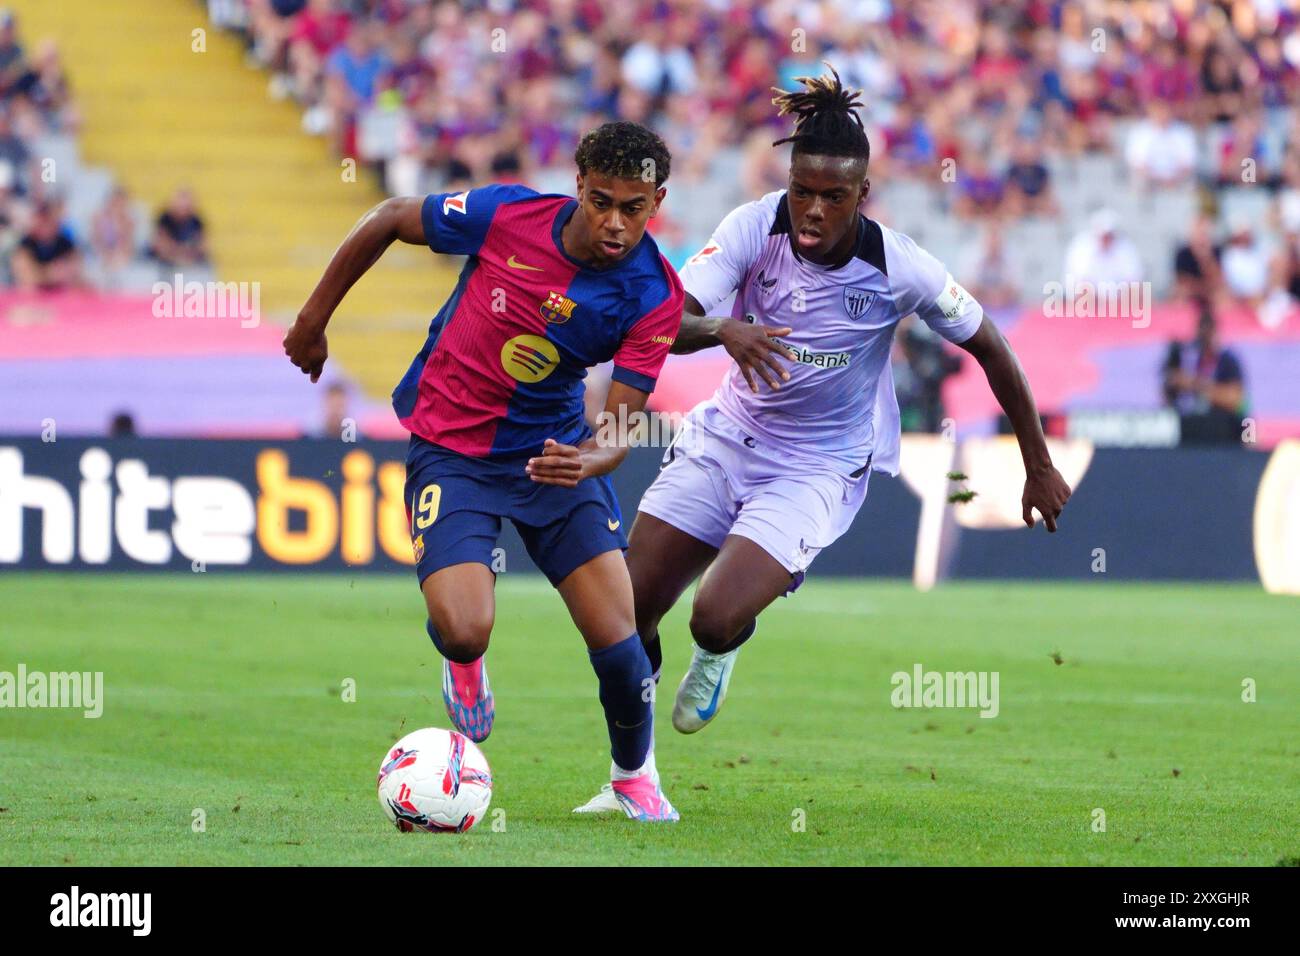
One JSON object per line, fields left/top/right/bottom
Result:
{"left": 283, "top": 122, "right": 685, "bottom": 821}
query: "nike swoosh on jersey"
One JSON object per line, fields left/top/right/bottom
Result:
{"left": 607, "top": 519, "right": 621, "bottom": 531}
{"left": 506, "top": 255, "right": 543, "bottom": 271}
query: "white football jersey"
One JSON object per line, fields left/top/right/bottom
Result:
{"left": 679, "top": 190, "right": 983, "bottom": 475}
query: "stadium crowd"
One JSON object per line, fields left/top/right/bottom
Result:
{"left": 0, "top": 9, "right": 213, "bottom": 293}
{"left": 216, "top": 0, "right": 1299, "bottom": 429}
{"left": 3, "top": 1, "right": 1296, "bottom": 439}
{"left": 224, "top": 5, "right": 1294, "bottom": 238}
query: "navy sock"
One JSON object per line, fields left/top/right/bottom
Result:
{"left": 426, "top": 619, "right": 480, "bottom": 665}
{"left": 716, "top": 619, "right": 757, "bottom": 655}
{"left": 643, "top": 630, "right": 663, "bottom": 682}
{"left": 588, "top": 633, "right": 654, "bottom": 773}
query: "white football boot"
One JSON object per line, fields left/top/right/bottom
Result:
{"left": 573, "top": 752, "right": 679, "bottom": 822}
{"left": 671, "top": 644, "right": 739, "bottom": 733}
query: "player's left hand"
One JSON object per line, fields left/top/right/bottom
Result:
{"left": 526, "top": 439, "right": 587, "bottom": 488}
{"left": 1022, "top": 465, "right": 1072, "bottom": 532}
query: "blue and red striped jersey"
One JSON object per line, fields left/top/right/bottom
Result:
{"left": 392, "top": 184, "right": 684, "bottom": 457}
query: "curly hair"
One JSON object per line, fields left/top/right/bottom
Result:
{"left": 771, "top": 64, "right": 870, "bottom": 166}
{"left": 574, "top": 121, "right": 672, "bottom": 187}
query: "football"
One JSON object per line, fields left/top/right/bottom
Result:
{"left": 376, "top": 727, "right": 493, "bottom": 834}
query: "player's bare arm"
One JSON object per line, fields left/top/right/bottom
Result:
{"left": 283, "top": 197, "right": 426, "bottom": 382}
{"left": 526, "top": 381, "right": 650, "bottom": 488}
{"left": 958, "top": 316, "right": 1073, "bottom": 531}
{"left": 672, "top": 293, "right": 795, "bottom": 392}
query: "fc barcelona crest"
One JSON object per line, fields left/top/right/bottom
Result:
{"left": 843, "top": 287, "right": 875, "bottom": 320}
{"left": 539, "top": 290, "right": 577, "bottom": 324}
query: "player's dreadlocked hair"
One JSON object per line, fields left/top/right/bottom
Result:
{"left": 771, "top": 65, "right": 869, "bottom": 166}
{"left": 574, "top": 121, "right": 672, "bottom": 187}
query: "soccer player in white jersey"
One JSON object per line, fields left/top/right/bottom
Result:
{"left": 627, "top": 69, "right": 1073, "bottom": 732}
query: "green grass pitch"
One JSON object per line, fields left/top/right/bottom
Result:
{"left": 2, "top": 573, "right": 1296, "bottom": 866}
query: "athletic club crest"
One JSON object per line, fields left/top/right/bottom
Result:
{"left": 843, "top": 286, "right": 875, "bottom": 319}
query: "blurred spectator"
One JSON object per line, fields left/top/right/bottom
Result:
{"left": 109, "top": 411, "right": 137, "bottom": 438}
{"left": 148, "top": 188, "right": 209, "bottom": 272}
{"left": 0, "top": 159, "right": 27, "bottom": 277}
{"left": 1199, "top": 45, "right": 1246, "bottom": 126}
{"left": 1220, "top": 217, "right": 1270, "bottom": 307}
{"left": 739, "top": 127, "right": 788, "bottom": 199}
{"left": 0, "top": 9, "right": 25, "bottom": 98}
{"left": 1139, "top": 39, "right": 1197, "bottom": 113}
{"left": 326, "top": 21, "right": 388, "bottom": 104}
{"left": 11, "top": 198, "right": 82, "bottom": 290}
{"left": 287, "top": 0, "right": 349, "bottom": 107}
{"left": 0, "top": 105, "right": 30, "bottom": 195}
{"left": 1213, "top": 112, "right": 1268, "bottom": 189}
{"left": 244, "top": 0, "right": 302, "bottom": 85}
{"left": 879, "top": 102, "right": 934, "bottom": 176}
{"left": 621, "top": 21, "right": 697, "bottom": 98}
{"left": 1002, "top": 136, "right": 1058, "bottom": 218}
{"left": 318, "top": 381, "right": 350, "bottom": 439}
{"left": 1162, "top": 301, "right": 1246, "bottom": 442}
{"left": 892, "top": 316, "right": 963, "bottom": 433}
{"left": 1064, "top": 209, "right": 1144, "bottom": 288}
{"left": 90, "top": 186, "right": 139, "bottom": 281}
{"left": 953, "top": 149, "right": 1004, "bottom": 220}
{"left": 1125, "top": 101, "right": 1197, "bottom": 189}
{"left": 1261, "top": 193, "right": 1300, "bottom": 329}
{"left": 961, "top": 223, "right": 1019, "bottom": 309}
{"left": 1173, "top": 214, "right": 1221, "bottom": 303}
{"left": 14, "top": 39, "right": 78, "bottom": 132}
{"left": 323, "top": 19, "right": 390, "bottom": 149}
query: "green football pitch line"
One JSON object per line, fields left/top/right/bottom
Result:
{"left": 1, "top": 574, "right": 1296, "bottom": 866}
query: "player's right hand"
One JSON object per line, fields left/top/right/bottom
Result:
{"left": 716, "top": 319, "right": 796, "bottom": 393}
{"left": 283, "top": 316, "right": 329, "bottom": 383}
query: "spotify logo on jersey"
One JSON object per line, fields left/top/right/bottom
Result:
{"left": 501, "top": 334, "right": 559, "bottom": 383}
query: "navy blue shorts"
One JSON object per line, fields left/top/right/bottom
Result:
{"left": 404, "top": 434, "right": 627, "bottom": 587}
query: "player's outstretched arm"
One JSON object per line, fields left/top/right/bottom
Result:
{"left": 283, "top": 197, "right": 427, "bottom": 382}
{"left": 958, "top": 316, "right": 1072, "bottom": 532}
{"left": 671, "top": 294, "right": 795, "bottom": 392}
{"left": 526, "top": 382, "right": 650, "bottom": 488}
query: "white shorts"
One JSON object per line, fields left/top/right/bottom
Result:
{"left": 636, "top": 402, "right": 871, "bottom": 577}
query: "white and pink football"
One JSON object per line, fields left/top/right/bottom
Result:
{"left": 377, "top": 727, "right": 493, "bottom": 833}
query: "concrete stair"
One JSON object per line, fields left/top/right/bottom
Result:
{"left": 11, "top": 0, "right": 454, "bottom": 399}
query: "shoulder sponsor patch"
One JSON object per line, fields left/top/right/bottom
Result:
{"left": 935, "top": 273, "right": 970, "bottom": 322}
{"left": 686, "top": 240, "right": 721, "bottom": 266}
{"left": 443, "top": 190, "right": 469, "bottom": 216}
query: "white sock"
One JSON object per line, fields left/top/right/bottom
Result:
{"left": 611, "top": 749, "right": 656, "bottom": 781}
